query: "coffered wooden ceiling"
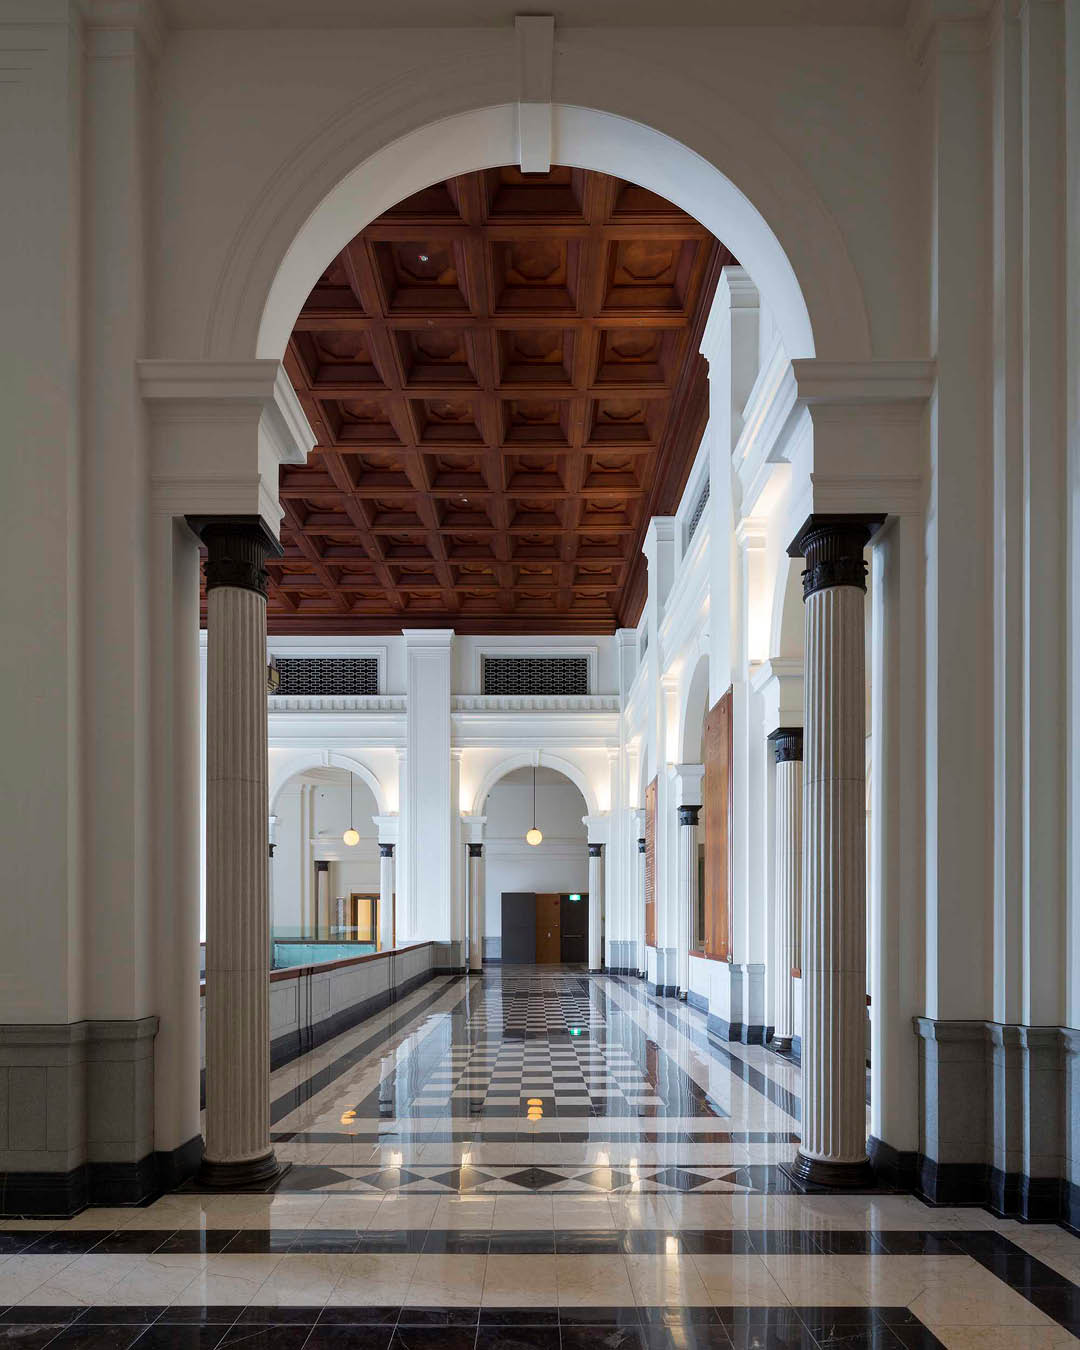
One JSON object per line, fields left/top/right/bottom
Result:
{"left": 264, "top": 166, "right": 733, "bottom": 634}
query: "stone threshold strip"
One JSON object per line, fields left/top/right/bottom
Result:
{"left": 0, "top": 1303, "right": 945, "bottom": 1349}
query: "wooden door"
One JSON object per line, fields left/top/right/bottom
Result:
{"left": 535, "top": 893, "right": 561, "bottom": 963}
{"left": 703, "top": 689, "right": 733, "bottom": 961}
{"left": 644, "top": 777, "right": 657, "bottom": 947}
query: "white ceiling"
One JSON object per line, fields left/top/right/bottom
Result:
{"left": 162, "top": 0, "right": 908, "bottom": 28}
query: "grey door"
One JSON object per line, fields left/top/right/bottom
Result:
{"left": 560, "top": 893, "right": 588, "bottom": 963}
{"left": 501, "top": 892, "right": 536, "bottom": 964}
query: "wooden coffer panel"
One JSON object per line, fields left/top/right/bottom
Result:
{"left": 702, "top": 690, "right": 733, "bottom": 962}
{"left": 235, "top": 166, "right": 734, "bottom": 636}
{"left": 644, "top": 776, "right": 657, "bottom": 948}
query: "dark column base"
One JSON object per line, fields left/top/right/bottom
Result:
{"left": 782, "top": 1151, "right": 877, "bottom": 1190}
{"left": 196, "top": 1152, "right": 291, "bottom": 1191}
{"left": 772, "top": 1034, "right": 793, "bottom": 1053}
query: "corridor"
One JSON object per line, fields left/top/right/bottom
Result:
{"left": 2, "top": 972, "right": 1079, "bottom": 1346}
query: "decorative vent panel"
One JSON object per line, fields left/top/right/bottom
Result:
{"left": 481, "top": 655, "right": 589, "bottom": 696}
{"left": 686, "top": 478, "right": 710, "bottom": 545}
{"left": 273, "top": 657, "right": 379, "bottom": 696}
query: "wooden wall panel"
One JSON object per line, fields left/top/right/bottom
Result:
{"left": 702, "top": 689, "right": 733, "bottom": 962}
{"left": 644, "top": 776, "right": 657, "bottom": 948}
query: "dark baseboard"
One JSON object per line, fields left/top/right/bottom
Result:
{"left": 791, "top": 1034, "right": 802, "bottom": 1062}
{"left": 687, "top": 990, "right": 708, "bottom": 1013}
{"left": 153, "top": 1135, "right": 204, "bottom": 1193}
{"left": 436, "top": 965, "right": 468, "bottom": 976}
{"left": 649, "top": 982, "right": 677, "bottom": 997}
{"left": 706, "top": 1015, "right": 769, "bottom": 1045}
{"left": 0, "top": 1166, "right": 89, "bottom": 1219}
{"left": 1, "top": 1136, "right": 205, "bottom": 1219}
{"left": 483, "top": 957, "right": 502, "bottom": 965}
{"left": 607, "top": 965, "right": 638, "bottom": 976}
{"left": 917, "top": 1155, "right": 989, "bottom": 1207}
{"left": 868, "top": 1135, "right": 918, "bottom": 1190}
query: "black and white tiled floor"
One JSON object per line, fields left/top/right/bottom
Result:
{"left": 3, "top": 969, "right": 1080, "bottom": 1347}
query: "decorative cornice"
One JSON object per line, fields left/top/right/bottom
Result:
{"left": 788, "top": 513, "right": 886, "bottom": 598}
{"left": 790, "top": 359, "right": 937, "bottom": 405}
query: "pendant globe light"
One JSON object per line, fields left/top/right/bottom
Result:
{"left": 343, "top": 772, "right": 360, "bottom": 847}
{"left": 525, "top": 764, "right": 543, "bottom": 847}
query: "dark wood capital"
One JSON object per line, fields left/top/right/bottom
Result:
{"left": 677, "top": 804, "right": 700, "bottom": 826}
{"left": 315, "top": 860, "right": 330, "bottom": 873}
{"left": 189, "top": 515, "right": 283, "bottom": 598}
{"left": 379, "top": 843, "right": 394, "bottom": 858}
{"left": 588, "top": 843, "right": 603, "bottom": 858}
{"left": 637, "top": 837, "right": 647, "bottom": 854}
{"left": 767, "top": 726, "right": 804, "bottom": 763}
{"left": 787, "top": 514, "right": 885, "bottom": 599}
{"left": 468, "top": 843, "right": 483, "bottom": 858}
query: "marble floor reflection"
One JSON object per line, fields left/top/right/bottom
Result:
{"left": 2, "top": 969, "right": 1080, "bottom": 1348}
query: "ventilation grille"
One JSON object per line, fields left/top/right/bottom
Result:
{"left": 686, "top": 478, "right": 710, "bottom": 545}
{"left": 482, "top": 655, "right": 589, "bottom": 696}
{"left": 273, "top": 657, "right": 379, "bottom": 696}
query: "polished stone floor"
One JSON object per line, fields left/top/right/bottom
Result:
{"left": 3, "top": 970, "right": 1080, "bottom": 1348}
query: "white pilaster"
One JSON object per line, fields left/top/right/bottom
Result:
{"left": 768, "top": 730, "right": 803, "bottom": 1052}
{"left": 671, "top": 764, "right": 705, "bottom": 997}
{"left": 403, "top": 630, "right": 454, "bottom": 942}
{"left": 462, "top": 815, "right": 486, "bottom": 974}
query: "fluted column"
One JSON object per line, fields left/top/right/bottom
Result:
{"left": 378, "top": 844, "right": 394, "bottom": 952}
{"left": 768, "top": 727, "right": 803, "bottom": 1053}
{"left": 637, "top": 836, "right": 647, "bottom": 975}
{"left": 315, "top": 860, "right": 330, "bottom": 940}
{"left": 193, "top": 516, "right": 284, "bottom": 1188}
{"left": 677, "top": 806, "right": 700, "bottom": 1000}
{"left": 786, "top": 514, "right": 881, "bottom": 1187}
{"left": 467, "top": 843, "right": 484, "bottom": 973}
{"left": 588, "top": 844, "right": 603, "bottom": 972}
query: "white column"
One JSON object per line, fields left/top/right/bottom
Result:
{"left": 588, "top": 845, "right": 604, "bottom": 972}
{"left": 637, "top": 826, "right": 647, "bottom": 975}
{"left": 788, "top": 515, "right": 879, "bottom": 1187}
{"left": 195, "top": 518, "right": 283, "bottom": 1187}
{"left": 672, "top": 764, "right": 705, "bottom": 998}
{"left": 768, "top": 728, "right": 803, "bottom": 1053}
{"left": 378, "top": 845, "right": 395, "bottom": 951}
{"left": 468, "top": 844, "right": 484, "bottom": 973}
{"left": 315, "top": 861, "right": 330, "bottom": 940}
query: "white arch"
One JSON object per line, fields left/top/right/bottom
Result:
{"left": 269, "top": 750, "right": 388, "bottom": 816}
{"left": 204, "top": 43, "right": 873, "bottom": 365}
{"left": 471, "top": 751, "right": 598, "bottom": 819}
{"left": 769, "top": 552, "right": 806, "bottom": 662}
{"left": 679, "top": 653, "right": 711, "bottom": 764}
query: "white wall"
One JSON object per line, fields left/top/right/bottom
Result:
{"left": 482, "top": 779, "right": 589, "bottom": 936}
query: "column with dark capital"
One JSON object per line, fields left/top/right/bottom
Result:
{"left": 786, "top": 514, "right": 882, "bottom": 1187}
{"left": 190, "top": 516, "right": 285, "bottom": 1188}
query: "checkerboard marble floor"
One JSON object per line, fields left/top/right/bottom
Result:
{"left": 3, "top": 969, "right": 1080, "bottom": 1347}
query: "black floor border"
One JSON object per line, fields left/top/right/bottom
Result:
{"left": 0, "top": 1302, "right": 946, "bottom": 1349}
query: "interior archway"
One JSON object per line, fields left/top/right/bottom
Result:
{"left": 481, "top": 765, "right": 591, "bottom": 967}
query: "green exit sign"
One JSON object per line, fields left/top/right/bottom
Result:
{"left": 568, "top": 893, "right": 582, "bottom": 902}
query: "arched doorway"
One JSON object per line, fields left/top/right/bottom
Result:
{"left": 480, "top": 765, "right": 590, "bottom": 967}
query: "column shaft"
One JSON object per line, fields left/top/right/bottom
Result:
{"left": 677, "top": 806, "right": 700, "bottom": 999}
{"left": 379, "top": 846, "right": 395, "bottom": 951}
{"left": 637, "top": 838, "right": 647, "bottom": 974}
{"left": 787, "top": 514, "right": 880, "bottom": 1187}
{"left": 769, "top": 729, "right": 803, "bottom": 1053}
{"left": 588, "top": 846, "right": 603, "bottom": 972}
{"left": 468, "top": 844, "right": 484, "bottom": 973}
{"left": 196, "top": 517, "right": 283, "bottom": 1186}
